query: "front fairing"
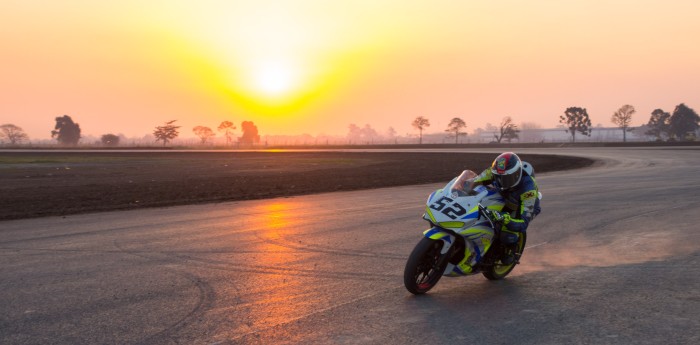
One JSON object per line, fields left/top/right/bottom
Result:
{"left": 424, "top": 170, "right": 504, "bottom": 231}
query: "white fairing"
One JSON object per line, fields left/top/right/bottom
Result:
{"left": 423, "top": 170, "right": 506, "bottom": 275}
{"left": 424, "top": 170, "right": 504, "bottom": 228}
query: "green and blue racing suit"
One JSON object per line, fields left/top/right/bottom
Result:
{"left": 473, "top": 168, "right": 540, "bottom": 233}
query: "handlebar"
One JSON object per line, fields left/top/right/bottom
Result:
{"left": 478, "top": 203, "right": 503, "bottom": 229}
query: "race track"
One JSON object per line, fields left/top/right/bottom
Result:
{"left": 1, "top": 147, "right": 699, "bottom": 344}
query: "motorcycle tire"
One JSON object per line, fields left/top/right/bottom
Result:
{"left": 483, "top": 232, "right": 527, "bottom": 280}
{"left": 404, "top": 237, "right": 449, "bottom": 295}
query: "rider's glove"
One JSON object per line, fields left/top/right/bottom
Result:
{"left": 499, "top": 212, "right": 511, "bottom": 224}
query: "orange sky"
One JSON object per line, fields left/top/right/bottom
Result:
{"left": 2, "top": 0, "right": 699, "bottom": 140}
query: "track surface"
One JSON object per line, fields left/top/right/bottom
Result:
{"left": 1, "top": 148, "right": 699, "bottom": 344}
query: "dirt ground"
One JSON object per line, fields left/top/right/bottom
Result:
{"left": 0, "top": 151, "right": 594, "bottom": 220}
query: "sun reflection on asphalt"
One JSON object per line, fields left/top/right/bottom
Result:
{"left": 239, "top": 200, "right": 325, "bottom": 330}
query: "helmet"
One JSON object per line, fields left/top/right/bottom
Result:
{"left": 490, "top": 152, "right": 523, "bottom": 190}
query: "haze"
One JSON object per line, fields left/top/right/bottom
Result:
{"left": 2, "top": 0, "right": 699, "bottom": 140}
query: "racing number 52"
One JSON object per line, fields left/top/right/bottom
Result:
{"left": 429, "top": 197, "right": 467, "bottom": 220}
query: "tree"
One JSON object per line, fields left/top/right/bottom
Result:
{"left": 668, "top": 103, "right": 700, "bottom": 141}
{"left": 502, "top": 121, "right": 520, "bottom": 143}
{"left": 346, "top": 124, "right": 378, "bottom": 144}
{"left": 611, "top": 104, "right": 635, "bottom": 142}
{"left": 347, "top": 124, "right": 362, "bottom": 144}
{"left": 482, "top": 123, "right": 498, "bottom": 143}
{"left": 645, "top": 109, "right": 671, "bottom": 141}
{"left": 361, "top": 124, "right": 378, "bottom": 144}
{"left": 0, "top": 124, "right": 29, "bottom": 145}
{"left": 386, "top": 127, "right": 397, "bottom": 144}
{"left": 412, "top": 116, "right": 430, "bottom": 144}
{"left": 559, "top": 107, "right": 592, "bottom": 143}
{"left": 445, "top": 117, "right": 467, "bottom": 144}
{"left": 153, "top": 120, "right": 180, "bottom": 146}
{"left": 101, "top": 134, "right": 120, "bottom": 146}
{"left": 239, "top": 121, "right": 260, "bottom": 145}
{"left": 193, "top": 126, "right": 215, "bottom": 144}
{"left": 493, "top": 116, "right": 520, "bottom": 143}
{"left": 218, "top": 121, "right": 236, "bottom": 146}
{"left": 51, "top": 115, "right": 81, "bottom": 145}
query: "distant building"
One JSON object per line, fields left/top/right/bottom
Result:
{"left": 468, "top": 126, "right": 654, "bottom": 143}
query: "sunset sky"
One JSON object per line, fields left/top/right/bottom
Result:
{"left": 1, "top": 0, "right": 699, "bottom": 141}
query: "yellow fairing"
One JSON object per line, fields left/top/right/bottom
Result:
{"left": 458, "top": 226, "right": 494, "bottom": 238}
{"left": 456, "top": 255, "right": 473, "bottom": 274}
{"left": 423, "top": 228, "right": 451, "bottom": 240}
{"left": 454, "top": 225, "right": 495, "bottom": 274}
{"left": 439, "top": 221, "right": 465, "bottom": 229}
{"left": 424, "top": 207, "right": 437, "bottom": 223}
{"left": 480, "top": 236, "right": 493, "bottom": 255}
{"left": 487, "top": 204, "right": 504, "bottom": 211}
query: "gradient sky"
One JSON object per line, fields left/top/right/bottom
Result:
{"left": 2, "top": 0, "right": 699, "bottom": 140}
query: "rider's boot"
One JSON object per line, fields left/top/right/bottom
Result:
{"left": 499, "top": 231, "right": 519, "bottom": 265}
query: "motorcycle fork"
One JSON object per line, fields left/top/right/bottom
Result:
{"left": 447, "top": 237, "right": 466, "bottom": 266}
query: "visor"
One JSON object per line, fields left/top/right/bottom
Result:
{"left": 493, "top": 170, "right": 522, "bottom": 190}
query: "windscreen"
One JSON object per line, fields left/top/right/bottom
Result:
{"left": 450, "top": 170, "right": 478, "bottom": 194}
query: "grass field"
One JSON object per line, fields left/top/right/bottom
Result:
{"left": 0, "top": 151, "right": 594, "bottom": 220}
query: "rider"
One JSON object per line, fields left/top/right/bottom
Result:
{"left": 472, "top": 152, "right": 540, "bottom": 264}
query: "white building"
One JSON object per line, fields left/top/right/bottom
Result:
{"left": 470, "top": 126, "right": 653, "bottom": 143}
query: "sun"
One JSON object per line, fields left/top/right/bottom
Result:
{"left": 222, "top": 57, "right": 318, "bottom": 116}
{"left": 252, "top": 60, "right": 299, "bottom": 99}
{"left": 205, "top": 2, "right": 365, "bottom": 111}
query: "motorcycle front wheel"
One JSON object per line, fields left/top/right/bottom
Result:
{"left": 404, "top": 237, "right": 449, "bottom": 295}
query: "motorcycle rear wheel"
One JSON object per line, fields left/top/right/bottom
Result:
{"left": 404, "top": 237, "right": 448, "bottom": 295}
{"left": 483, "top": 232, "right": 527, "bottom": 280}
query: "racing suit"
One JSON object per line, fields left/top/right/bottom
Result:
{"left": 473, "top": 168, "right": 540, "bottom": 233}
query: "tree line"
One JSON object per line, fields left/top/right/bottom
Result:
{"left": 406, "top": 115, "right": 522, "bottom": 144}
{"left": 148, "top": 119, "right": 260, "bottom": 146}
{"left": 2, "top": 103, "right": 698, "bottom": 146}
{"left": 404, "top": 103, "right": 699, "bottom": 144}
{"left": 188, "top": 120, "right": 260, "bottom": 146}
{"left": 643, "top": 104, "right": 700, "bottom": 141}
{"left": 0, "top": 115, "right": 261, "bottom": 147}
{"left": 557, "top": 103, "right": 699, "bottom": 143}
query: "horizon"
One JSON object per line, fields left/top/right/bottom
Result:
{"left": 14, "top": 122, "right": 661, "bottom": 147}
{"left": 2, "top": 1, "right": 699, "bottom": 141}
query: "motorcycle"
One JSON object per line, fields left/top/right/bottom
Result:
{"left": 403, "top": 169, "right": 537, "bottom": 295}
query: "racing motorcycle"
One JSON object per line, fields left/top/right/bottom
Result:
{"left": 403, "top": 169, "right": 537, "bottom": 295}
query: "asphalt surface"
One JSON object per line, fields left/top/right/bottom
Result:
{"left": 1, "top": 147, "right": 699, "bottom": 344}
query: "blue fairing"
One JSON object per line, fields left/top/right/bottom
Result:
{"left": 473, "top": 242, "right": 481, "bottom": 262}
{"left": 461, "top": 212, "right": 479, "bottom": 220}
